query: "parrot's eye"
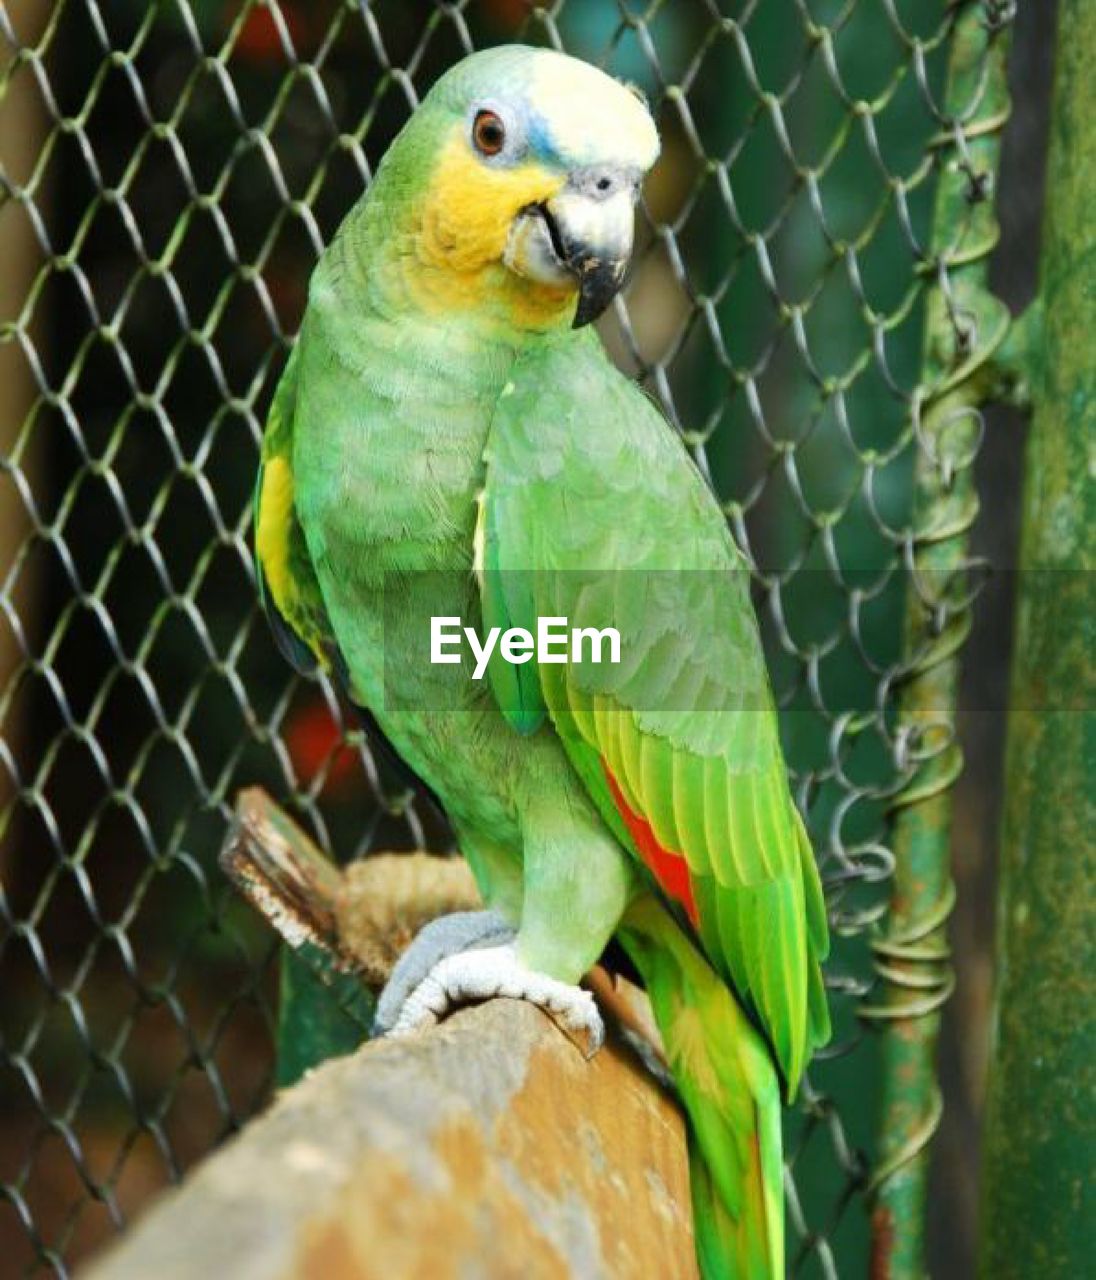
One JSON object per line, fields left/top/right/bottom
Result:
{"left": 472, "top": 110, "right": 506, "bottom": 157}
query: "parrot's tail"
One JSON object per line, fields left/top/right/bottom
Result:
{"left": 618, "top": 893, "right": 783, "bottom": 1280}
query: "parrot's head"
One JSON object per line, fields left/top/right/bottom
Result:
{"left": 371, "top": 46, "right": 659, "bottom": 331}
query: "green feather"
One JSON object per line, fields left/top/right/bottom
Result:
{"left": 616, "top": 713, "right": 647, "bottom": 814}
{"left": 480, "top": 502, "right": 545, "bottom": 735}
{"left": 483, "top": 332, "right": 830, "bottom": 1094}
{"left": 266, "top": 51, "right": 832, "bottom": 1280}
{"left": 671, "top": 747, "right": 710, "bottom": 874}
{"left": 254, "top": 343, "right": 342, "bottom": 681}
{"left": 639, "top": 732, "right": 683, "bottom": 854}
{"left": 621, "top": 894, "right": 784, "bottom": 1280}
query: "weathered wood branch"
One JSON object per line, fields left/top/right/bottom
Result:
{"left": 86, "top": 1000, "right": 695, "bottom": 1279}
{"left": 222, "top": 787, "right": 350, "bottom": 959}
{"left": 86, "top": 791, "right": 694, "bottom": 1278}
{"left": 221, "top": 788, "right": 667, "bottom": 1065}
{"left": 222, "top": 787, "right": 484, "bottom": 986}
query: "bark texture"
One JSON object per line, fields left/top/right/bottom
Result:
{"left": 88, "top": 789, "right": 694, "bottom": 1278}
{"left": 86, "top": 1000, "right": 695, "bottom": 1280}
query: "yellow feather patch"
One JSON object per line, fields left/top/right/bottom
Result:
{"left": 410, "top": 133, "right": 575, "bottom": 329}
{"left": 258, "top": 452, "right": 331, "bottom": 661}
{"left": 664, "top": 998, "right": 723, "bottom": 1102}
{"left": 420, "top": 134, "right": 561, "bottom": 271}
{"left": 472, "top": 487, "right": 487, "bottom": 594}
{"left": 256, "top": 455, "right": 295, "bottom": 612}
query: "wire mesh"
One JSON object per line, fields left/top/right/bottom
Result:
{"left": 0, "top": 1, "right": 1011, "bottom": 1275}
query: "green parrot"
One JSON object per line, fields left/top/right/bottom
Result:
{"left": 254, "top": 45, "right": 829, "bottom": 1279}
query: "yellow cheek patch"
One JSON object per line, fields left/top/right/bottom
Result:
{"left": 419, "top": 133, "right": 565, "bottom": 275}
{"left": 503, "top": 273, "right": 575, "bottom": 330}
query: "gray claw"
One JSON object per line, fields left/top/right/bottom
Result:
{"left": 384, "top": 941, "right": 606, "bottom": 1057}
{"left": 372, "top": 909, "right": 515, "bottom": 1036}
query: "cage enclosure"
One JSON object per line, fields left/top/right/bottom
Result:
{"left": 0, "top": 2, "right": 1053, "bottom": 1278}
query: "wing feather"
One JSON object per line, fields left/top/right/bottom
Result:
{"left": 480, "top": 337, "right": 830, "bottom": 1091}
{"left": 640, "top": 732, "right": 683, "bottom": 856}
{"left": 255, "top": 344, "right": 339, "bottom": 677}
{"left": 672, "top": 748, "right": 709, "bottom": 875}
{"left": 618, "top": 709, "right": 647, "bottom": 811}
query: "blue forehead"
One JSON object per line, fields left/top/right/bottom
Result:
{"left": 526, "top": 109, "right": 563, "bottom": 166}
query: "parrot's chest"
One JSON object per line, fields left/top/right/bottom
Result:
{"left": 288, "top": 310, "right": 566, "bottom": 836}
{"left": 296, "top": 312, "right": 512, "bottom": 576}
{"left": 293, "top": 322, "right": 507, "bottom": 713}
{"left": 302, "top": 408, "right": 487, "bottom": 575}
{"left": 297, "top": 392, "right": 519, "bottom": 819}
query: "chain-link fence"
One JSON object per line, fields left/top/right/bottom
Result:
{"left": 0, "top": 1, "right": 1018, "bottom": 1275}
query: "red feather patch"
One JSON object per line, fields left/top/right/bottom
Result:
{"left": 603, "top": 760, "right": 699, "bottom": 926}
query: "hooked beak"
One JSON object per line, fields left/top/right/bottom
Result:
{"left": 504, "top": 168, "right": 640, "bottom": 327}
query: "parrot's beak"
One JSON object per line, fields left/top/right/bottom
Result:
{"left": 504, "top": 169, "right": 640, "bottom": 327}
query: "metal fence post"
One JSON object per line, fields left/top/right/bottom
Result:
{"left": 979, "top": 2, "right": 1094, "bottom": 1274}
{"left": 864, "top": 6, "right": 1016, "bottom": 1275}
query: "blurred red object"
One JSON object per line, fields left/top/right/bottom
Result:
{"left": 481, "top": 0, "right": 529, "bottom": 31}
{"left": 284, "top": 697, "right": 359, "bottom": 796}
{"left": 231, "top": 1, "right": 310, "bottom": 63}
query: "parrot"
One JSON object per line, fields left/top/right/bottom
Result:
{"left": 253, "top": 44, "right": 830, "bottom": 1279}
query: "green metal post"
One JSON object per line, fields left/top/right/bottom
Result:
{"left": 979, "top": 2, "right": 1095, "bottom": 1274}
{"left": 864, "top": 7, "right": 1015, "bottom": 1276}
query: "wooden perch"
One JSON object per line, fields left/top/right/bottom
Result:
{"left": 221, "top": 787, "right": 483, "bottom": 986}
{"left": 221, "top": 787, "right": 667, "bottom": 1064}
{"left": 86, "top": 999, "right": 695, "bottom": 1279}
{"left": 86, "top": 790, "right": 694, "bottom": 1278}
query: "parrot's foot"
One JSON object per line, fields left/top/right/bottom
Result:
{"left": 381, "top": 940, "right": 605, "bottom": 1057}
{"left": 372, "top": 909, "right": 516, "bottom": 1036}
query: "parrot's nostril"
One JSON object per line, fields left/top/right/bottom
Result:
{"left": 573, "top": 166, "right": 630, "bottom": 201}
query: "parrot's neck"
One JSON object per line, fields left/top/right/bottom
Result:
{"left": 310, "top": 230, "right": 534, "bottom": 403}
{"left": 308, "top": 209, "right": 586, "bottom": 425}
